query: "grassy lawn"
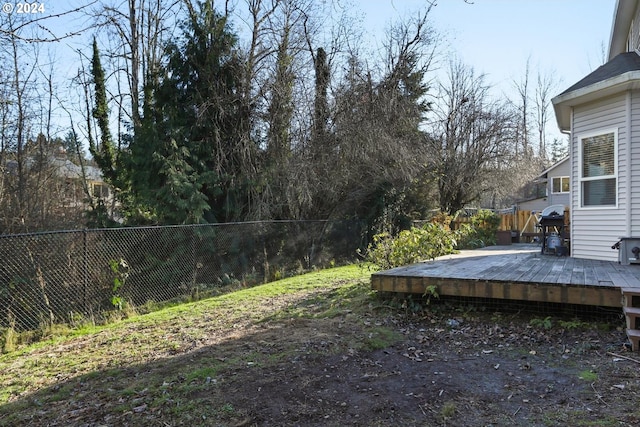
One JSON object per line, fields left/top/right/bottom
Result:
{"left": 0, "top": 264, "right": 399, "bottom": 426}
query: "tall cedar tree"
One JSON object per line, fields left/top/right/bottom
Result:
{"left": 129, "top": 2, "right": 251, "bottom": 224}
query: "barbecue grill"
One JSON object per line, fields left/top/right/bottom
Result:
{"left": 538, "top": 205, "right": 567, "bottom": 255}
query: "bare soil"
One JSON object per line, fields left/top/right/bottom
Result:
{"left": 211, "top": 308, "right": 640, "bottom": 427}
{"left": 1, "top": 272, "right": 639, "bottom": 427}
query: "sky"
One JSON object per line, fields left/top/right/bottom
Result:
{"left": 16, "top": 0, "right": 616, "bottom": 146}
{"left": 352, "top": 0, "right": 616, "bottom": 142}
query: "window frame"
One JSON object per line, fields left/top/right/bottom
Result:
{"left": 578, "top": 128, "right": 618, "bottom": 209}
{"left": 92, "top": 183, "right": 110, "bottom": 199}
{"left": 551, "top": 176, "right": 570, "bottom": 194}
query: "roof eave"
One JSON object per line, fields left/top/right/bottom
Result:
{"left": 608, "top": 0, "right": 638, "bottom": 60}
{"left": 552, "top": 71, "right": 640, "bottom": 132}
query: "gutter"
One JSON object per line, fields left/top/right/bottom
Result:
{"left": 552, "top": 70, "right": 640, "bottom": 132}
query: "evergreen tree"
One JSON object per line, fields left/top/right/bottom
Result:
{"left": 312, "top": 47, "right": 330, "bottom": 146}
{"left": 128, "top": 1, "right": 252, "bottom": 224}
{"left": 549, "top": 137, "right": 569, "bottom": 163}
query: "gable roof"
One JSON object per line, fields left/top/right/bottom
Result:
{"left": 537, "top": 156, "right": 569, "bottom": 180}
{"left": 552, "top": 52, "right": 640, "bottom": 132}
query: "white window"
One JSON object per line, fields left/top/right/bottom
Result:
{"left": 579, "top": 130, "right": 617, "bottom": 207}
{"left": 92, "top": 183, "right": 110, "bottom": 199}
{"left": 551, "top": 176, "right": 569, "bottom": 194}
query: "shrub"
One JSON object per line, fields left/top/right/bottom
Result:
{"left": 455, "top": 209, "right": 501, "bottom": 248}
{"left": 471, "top": 209, "right": 501, "bottom": 245}
{"left": 365, "top": 223, "right": 457, "bottom": 269}
{"left": 429, "top": 212, "right": 454, "bottom": 230}
{"left": 1, "top": 327, "right": 17, "bottom": 353}
{"left": 365, "top": 209, "right": 503, "bottom": 269}
{"left": 454, "top": 223, "right": 486, "bottom": 249}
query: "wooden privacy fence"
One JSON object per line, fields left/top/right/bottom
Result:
{"left": 498, "top": 210, "right": 537, "bottom": 233}
{"left": 452, "top": 208, "right": 570, "bottom": 238}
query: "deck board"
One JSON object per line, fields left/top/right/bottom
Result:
{"left": 371, "top": 244, "right": 640, "bottom": 307}
{"left": 582, "top": 260, "right": 597, "bottom": 286}
{"left": 556, "top": 256, "right": 574, "bottom": 285}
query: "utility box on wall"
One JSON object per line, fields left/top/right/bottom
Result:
{"left": 618, "top": 238, "right": 640, "bottom": 265}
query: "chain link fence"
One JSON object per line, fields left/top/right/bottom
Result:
{"left": 0, "top": 220, "right": 365, "bottom": 332}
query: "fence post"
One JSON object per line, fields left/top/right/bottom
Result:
{"left": 83, "top": 229, "right": 89, "bottom": 316}
{"left": 190, "top": 226, "right": 196, "bottom": 293}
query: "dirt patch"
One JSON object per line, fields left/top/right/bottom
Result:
{"left": 213, "top": 313, "right": 640, "bottom": 427}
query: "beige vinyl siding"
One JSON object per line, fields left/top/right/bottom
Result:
{"left": 571, "top": 93, "right": 627, "bottom": 261}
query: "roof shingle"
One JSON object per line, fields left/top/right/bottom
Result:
{"left": 559, "top": 51, "right": 640, "bottom": 96}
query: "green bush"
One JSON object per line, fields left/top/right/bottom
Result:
{"left": 365, "top": 223, "right": 457, "bottom": 270}
{"left": 455, "top": 209, "right": 501, "bottom": 249}
{"left": 454, "top": 223, "right": 486, "bottom": 249}
{"left": 471, "top": 209, "right": 501, "bottom": 246}
{"left": 365, "top": 209, "right": 503, "bottom": 269}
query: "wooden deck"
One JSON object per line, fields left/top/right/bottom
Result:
{"left": 371, "top": 244, "right": 640, "bottom": 308}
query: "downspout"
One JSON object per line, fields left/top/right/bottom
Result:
{"left": 626, "top": 90, "right": 632, "bottom": 237}
{"left": 561, "top": 112, "right": 573, "bottom": 256}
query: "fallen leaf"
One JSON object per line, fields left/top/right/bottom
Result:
{"left": 133, "top": 404, "right": 147, "bottom": 413}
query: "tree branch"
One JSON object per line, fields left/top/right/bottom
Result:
{"left": 0, "top": 2, "right": 98, "bottom": 42}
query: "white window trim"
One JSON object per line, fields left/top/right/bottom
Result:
{"left": 577, "top": 128, "right": 618, "bottom": 209}
{"left": 551, "top": 176, "right": 570, "bottom": 194}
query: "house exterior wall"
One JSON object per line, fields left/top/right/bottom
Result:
{"left": 628, "top": 3, "right": 640, "bottom": 52}
{"left": 547, "top": 159, "right": 571, "bottom": 208}
{"left": 570, "top": 93, "right": 629, "bottom": 261}
{"left": 517, "top": 160, "right": 571, "bottom": 213}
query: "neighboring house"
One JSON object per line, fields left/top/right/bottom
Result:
{"left": 517, "top": 157, "right": 571, "bottom": 214}
{"left": 50, "top": 158, "right": 112, "bottom": 203}
{"left": 551, "top": 0, "right": 640, "bottom": 261}
{"left": 6, "top": 156, "right": 113, "bottom": 205}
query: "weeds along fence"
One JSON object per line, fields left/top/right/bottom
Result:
{"left": 0, "top": 220, "right": 364, "bottom": 332}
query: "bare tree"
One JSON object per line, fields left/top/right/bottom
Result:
{"left": 511, "top": 57, "right": 532, "bottom": 158}
{"left": 93, "top": 0, "right": 181, "bottom": 130}
{"left": 0, "top": 11, "right": 41, "bottom": 232}
{"left": 427, "top": 60, "right": 515, "bottom": 215}
{"left": 534, "top": 67, "right": 558, "bottom": 160}
{"left": 303, "top": 8, "right": 438, "bottom": 227}
{"left": 0, "top": 2, "right": 95, "bottom": 43}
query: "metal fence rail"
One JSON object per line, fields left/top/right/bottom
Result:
{"left": 0, "top": 220, "right": 364, "bottom": 331}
